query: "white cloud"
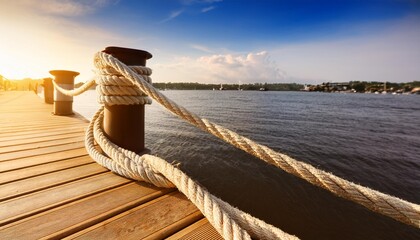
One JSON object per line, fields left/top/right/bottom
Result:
{"left": 16, "top": 0, "right": 117, "bottom": 16}
{"left": 152, "top": 51, "right": 285, "bottom": 84}
{"left": 181, "top": 0, "right": 223, "bottom": 5}
{"left": 152, "top": 16, "right": 420, "bottom": 85}
{"left": 160, "top": 9, "right": 184, "bottom": 23}
{"left": 201, "top": 6, "right": 216, "bottom": 13}
{"left": 191, "top": 44, "right": 214, "bottom": 53}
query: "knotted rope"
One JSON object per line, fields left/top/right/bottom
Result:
{"left": 95, "top": 64, "right": 153, "bottom": 105}
{"left": 51, "top": 51, "right": 420, "bottom": 239}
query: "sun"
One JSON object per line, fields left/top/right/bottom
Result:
{"left": 0, "top": 3, "right": 94, "bottom": 82}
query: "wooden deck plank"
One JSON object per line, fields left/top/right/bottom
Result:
{"left": 143, "top": 212, "right": 205, "bottom": 240}
{"left": 0, "top": 163, "right": 107, "bottom": 201}
{"left": 0, "top": 115, "right": 85, "bottom": 122}
{"left": 0, "top": 155, "right": 92, "bottom": 184}
{"left": 0, "top": 173, "right": 131, "bottom": 226}
{"left": 0, "top": 132, "right": 85, "bottom": 147}
{"left": 0, "top": 119, "right": 83, "bottom": 126}
{"left": 0, "top": 127, "right": 85, "bottom": 142}
{"left": 0, "top": 120, "right": 85, "bottom": 128}
{"left": 166, "top": 218, "right": 223, "bottom": 240}
{"left": 67, "top": 192, "right": 204, "bottom": 240}
{"left": 0, "top": 183, "right": 173, "bottom": 240}
{"left": 0, "top": 141, "right": 85, "bottom": 161}
{"left": 0, "top": 148, "right": 87, "bottom": 171}
{"left": 0, "top": 125, "right": 85, "bottom": 139}
{"left": 0, "top": 122, "right": 86, "bottom": 133}
{"left": 0, "top": 136, "right": 84, "bottom": 154}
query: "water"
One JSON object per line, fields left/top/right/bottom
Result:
{"left": 74, "top": 90, "right": 420, "bottom": 240}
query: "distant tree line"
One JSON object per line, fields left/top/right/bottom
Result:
{"left": 152, "top": 82, "right": 304, "bottom": 91}
{"left": 305, "top": 81, "right": 420, "bottom": 93}
{"left": 3, "top": 76, "right": 418, "bottom": 94}
{"left": 0, "top": 76, "right": 95, "bottom": 92}
{"left": 0, "top": 76, "right": 43, "bottom": 91}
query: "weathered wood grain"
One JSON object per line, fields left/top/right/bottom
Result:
{"left": 0, "top": 92, "right": 218, "bottom": 239}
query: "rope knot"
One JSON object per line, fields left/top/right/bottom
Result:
{"left": 94, "top": 56, "right": 153, "bottom": 106}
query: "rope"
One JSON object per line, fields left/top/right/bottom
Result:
{"left": 93, "top": 51, "right": 420, "bottom": 229}
{"left": 52, "top": 78, "right": 96, "bottom": 96}
{"left": 85, "top": 106, "right": 298, "bottom": 240}
{"left": 52, "top": 67, "right": 152, "bottom": 106}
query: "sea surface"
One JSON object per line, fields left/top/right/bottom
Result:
{"left": 74, "top": 90, "right": 420, "bottom": 240}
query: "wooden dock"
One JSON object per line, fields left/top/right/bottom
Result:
{"left": 0, "top": 91, "right": 222, "bottom": 239}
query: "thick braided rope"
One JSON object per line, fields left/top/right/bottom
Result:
{"left": 95, "top": 51, "right": 420, "bottom": 228}
{"left": 95, "top": 67, "right": 152, "bottom": 106}
{"left": 84, "top": 107, "right": 297, "bottom": 240}
{"left": 51, "top": 67, "right": 152, "bottom": 106}
{"left": 52, "top": 79, "right": 96, "bottom": 96}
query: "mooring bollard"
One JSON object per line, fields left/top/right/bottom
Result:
{"left": 49, "top": 70, "right": 79, "bottom": 115}
{"left": 102, "top": 46, "right": 152, "bottom": 154}
{"left": 43, "top": 78, "right": 54, "bottom": 104}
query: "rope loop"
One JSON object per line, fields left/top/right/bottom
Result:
{"left": 95, "top": 65, "right": 153, "bottom": 106}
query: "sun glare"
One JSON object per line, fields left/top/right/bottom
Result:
{"left": 0, "top": 4, "right": 94, "bottom": 82}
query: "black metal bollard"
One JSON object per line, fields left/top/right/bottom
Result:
{"left": 42, "top": 78, "right": 54, "bottom": 104}
{"left": 101, "top": 46, "right": 152, "bottom": 154}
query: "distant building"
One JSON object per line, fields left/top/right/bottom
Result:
{"left": 302, "top": 84, "right": 311, "bottom": 91}
{"left": 329, "top": 82, "right": 350, "bottom": 91}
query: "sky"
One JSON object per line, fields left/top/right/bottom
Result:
{"left": 0, "top": 0, "right": 419, "bottom": 84}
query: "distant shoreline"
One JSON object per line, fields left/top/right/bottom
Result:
{"left": 2, "top": 78, "right": 419, "bottom": 94}
{"left": 152, "top": 82, "right": 303, "bottom": 91}
{"left": 152, "top": 81, "right": 420, "bottom": 93}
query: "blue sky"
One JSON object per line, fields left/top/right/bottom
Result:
{"left": 1, "top": 0, "right": 419, "bottom": 84}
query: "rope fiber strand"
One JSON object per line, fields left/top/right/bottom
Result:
{"left": 51, "top": 51, "right": 420, "bottom": 239}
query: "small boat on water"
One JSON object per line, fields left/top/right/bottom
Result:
{"left": 382, "top": 81, "right": 387, "bottom": 94}
{"left": 259, "top": 87, "right": 267, "bottom": 91}
{"left": 219, "top": 83, "right": 225, "bottom": 90}
{"left": 238, "top": 81, "right": 243, "bottom": 91}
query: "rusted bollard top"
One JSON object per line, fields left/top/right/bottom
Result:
{"left": 49, "top": 70, "right": 80, "bottom": 84}
{"left": 103, "top": 46, "right": 152, "bottom": 66}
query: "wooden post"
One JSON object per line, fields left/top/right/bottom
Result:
{"left": 102, "top": 46, "right": 152, "bottom": 154}
{"left": 43, "top": 78, "right": 54, "bottom": 104}
{"left": 49, "top": 70, "right": 79, "bottom": 115}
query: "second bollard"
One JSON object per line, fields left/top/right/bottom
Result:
{"left": 43, "top": 78, "right": 54, "bottom": 104}
{"left": 49, "top": 70, "right": 79, "bottom": 115}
